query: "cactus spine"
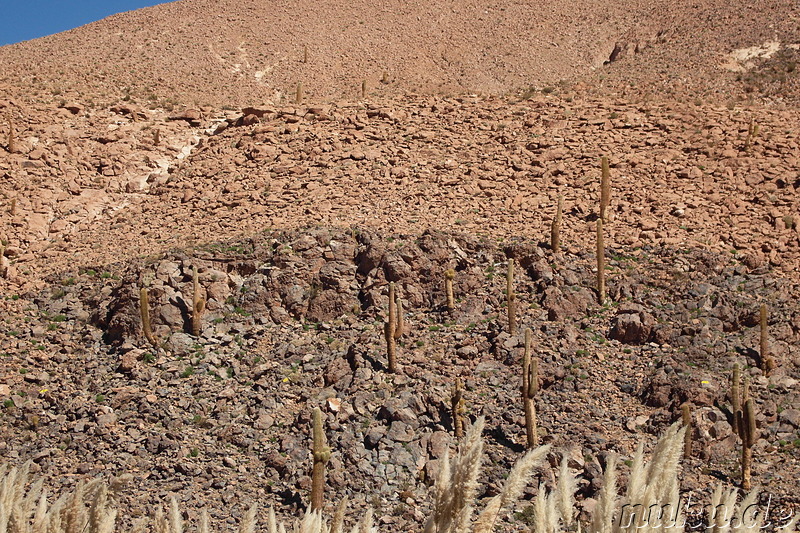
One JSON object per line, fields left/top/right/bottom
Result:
{"left": 506, "top": 258, "right": 517, "bottom": 336}
{"left": 596, "top": 219, "right": 606, "bottom": 305}
{"left": 139, "top": 287, "right": 159, "bottom": 348}
{"left": 522, "top": 328, "right": 539, "bottom": 449}
{"left": 191, "top": 266, "right": 206, "bottom": 337}
{"left": 310, "top": 407, "right": 331, "bottom": 511}
{"left": 551, "top": 194, "right": 563, "bottom": 252}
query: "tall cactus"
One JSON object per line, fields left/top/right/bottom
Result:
{"left": 393, "top": 287, "right": 404, "bottom": 340}
{"left": 385, "top": 282, "right": 398, "bottom": 372}
{"left": 600, "top": 156, "right": 611, "bottom": 222}
{"left": 507, "top": 258, "right": 517, "bottom": 335}
{"left": 6, "top": 114, "right": 16, "bottom": 153}
{"left": 451, "top": 378, "right": 466, "bottom": 438}
{"left": 759, "top": 303, "right": 776, "bottom": 375}
{"left": 551, "top": 194, "right": 563, "bottom": 253}
{"left": 731, "top": 365, "right": 758, "bottom": 490}
{"left": 445, "top": 268, "right": 455, "bottom": 313}
{"left": 522, "top": 328, "right": 539, "bottom": 449}
{"left": 739, "top": 398, "right": 757, "bottom": 491}
{"left": 139, "top": 287, "right": 159, "bottom": 348}
{"left": 681, "top": 403, "right": 692, "bottom": 459}
{"left": 310, "top": 407, "right": 331, "bottom": 511}
{"left": 191, "top": 266, "right": 206, "bottom": 337}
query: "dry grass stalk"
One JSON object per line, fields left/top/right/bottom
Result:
{"left": 551, "top": 194, "right": 563, "bottom": 253}
{"left": 139, "top": 287, "right": 159, "bottom": 348}
{"left": 506, "top": 258, "right": 516, "bottom": 336}
{"left": 445, "top": 268, "right": 455, "bottom": 313}
{"left": 600, "top": 156, "right": 611, "bottom": 222}
{"left": 596, "top": 219, "right": 606, "bottom": 305}
{"left": 759, "top": 303, "right": 776, "bottom": 375}
{"left": 473, "top": 444, "right": 550, "bottom": 533}
{"left": 522, "top": 328, "right": 539, "bottom": 449}
{"left": 191, "top": 266, "right": 206, "bottom": 337}
{"left": 423, "top": 417, "right": 485, "bottom": 533}
{"left": 310, "top": 407, "right": 331, "bottom": 512}
{"left": 5, "top": 419, "right": 797, "bottom": 533}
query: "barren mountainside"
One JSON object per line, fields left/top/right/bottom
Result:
{"left": 0, "top": 0, "right": 798, "bottom": 107}
{"left": 0, "top": 0, "right": 799, "bottom": 531}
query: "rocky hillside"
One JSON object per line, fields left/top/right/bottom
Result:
{"left": 0, "top": 0, "right": 799, "bottom": 530}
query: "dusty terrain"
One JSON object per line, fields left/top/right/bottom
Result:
{"left": 1, "top": 0, "right": 799, "bottom": 530}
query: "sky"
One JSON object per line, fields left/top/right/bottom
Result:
{"left": 0, "top": 0, "right": 169, "bottom": 46}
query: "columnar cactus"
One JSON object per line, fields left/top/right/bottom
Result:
{"left": 6, "top": 115, "right": 15, "bottom": 154}
{"left": 681, "top": 403, "right": 692, "bottom": 459}
{"left": 393, "top": 286, "right": 404, "bottom": 340}
{"left": 730, "top": 365, "right": 758, "bottom": 490}
{"left": 600, "top": 156, "right": 611, "bottom": 222}
{"left": 310, "top": 407, "right": 331, "bottom": 511}
{"left": 191, "top": 266, "right": 206, "bottom": 337}
{"left": 551, "top": 194, "right": 563, "bottom": 252}
{"left": 522, "top": 328, "right": 539, "bottom": 449}
{"left": 139, "top": 287, "right": 159, "bottom": 348}
{"left": 385, "top": 282, "right": 398, "bottom": 372}
{"left": 445, "top": 268, "right": 455, "bottom": 313}
{"left": 738, "top": 398, "right": 757, "bottom": 491}
{"left": 451, "top": 378, "right": 466, "bottom": 438}
{"left": 507, "top": 258, "right": 517, "bottom": 335}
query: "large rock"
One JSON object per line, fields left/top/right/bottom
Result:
{"left": 610, "top": 303, "right": 655, "bottom": 344}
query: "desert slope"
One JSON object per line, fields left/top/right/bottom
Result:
{"left": 1, "top": 0, "right": 667, "bottom": 106}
